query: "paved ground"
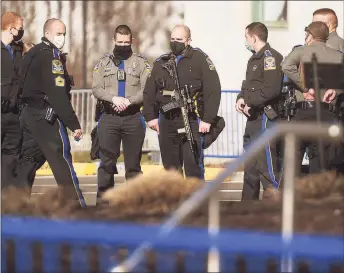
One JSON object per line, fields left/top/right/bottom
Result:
{"left": 32, "top": 172, "right": 262, "bottom": 205}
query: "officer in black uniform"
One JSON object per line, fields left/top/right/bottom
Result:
{"left": 236, "top": 22, "right": 283, "bottom": 200}
{"left": 92, "top": 25, "right": 151, "bottom": 200}
{"left": 143, "top": 25, "right": 222, "bottom": 180}
{"left": 1, "top": 12, "right": 25, "bottom": 189}
{"left": 282, "top": 22, "right": 343, "bottom": 174}
{"left": 12, "top": 18, "right": 86, "bottom": 207}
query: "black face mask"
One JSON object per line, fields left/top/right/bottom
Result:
{"left": 13, "top": 29, "right": 24, "bottom": 42}
{"left": 113, "top": 45, "right": 132, "bottom": 60}
{"left": 170, "top": 41, "right": 186, "bottom": 56}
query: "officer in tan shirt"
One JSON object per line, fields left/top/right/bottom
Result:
{"left": 312, "top": 8, "right": 344, "bottom": 52}
{"left": 92, "top": 25, "right": 151, "bottom": 202}
{"left": 282, "top": 21, "right": 343, "bottom": 174}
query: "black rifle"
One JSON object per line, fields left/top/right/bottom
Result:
{"left": 161, "top": 54, "right": 199, "bottom": 164}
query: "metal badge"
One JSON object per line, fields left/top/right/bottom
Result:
{"left": 117, "top": 70, "right": 126, "bottom": 81}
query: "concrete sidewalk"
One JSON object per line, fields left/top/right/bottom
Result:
{"left": 36, "top": 162, "right": 230, "bottom": 181}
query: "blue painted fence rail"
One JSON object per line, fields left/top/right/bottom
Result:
{"left": 2, "top": 216, "right": 343, "bottom": 272}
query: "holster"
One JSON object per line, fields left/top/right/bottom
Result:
{"left": 90, "top": 126, "right": 100, "bottom": 160}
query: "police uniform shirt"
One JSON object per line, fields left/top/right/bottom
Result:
{"left": 327, "top": 31, "right": 344, "bottom": 52}
{"left": 92, "top": 52, "right": 151, "bottom": 105}
{"left": 21, "top": 37, "right": 80, "bottom": 131}
{"left": 281, "top": 41, "right": 344, "bottom": 101}
{"left": 237, "top": 43, "right": 284, "bottom": 109}
{"left": 143, "top": 46, "right": 221, "bottom": 124}
{"left": 1, "top": 41, "right": 21, "bottom": 101}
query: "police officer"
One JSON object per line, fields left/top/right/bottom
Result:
{"left": 143, "top": 25, "right": 222, "bottom": 180}
{"left": 312, "top": 8, "right": 344, "bottom": 52}
{"left": 282, "top": 21, "right": 343, "bottom": 174}
{"left": 12, "top": 18, "right": 86, "bottom": 207}
{"left": 92, "top": 25, "right": 151, "bottom": 200}
{"left": 1, "top": 12, "right": 25, "bottom": 189}
{"left": 235, "top": 22, "right": 284, "bottom": 200}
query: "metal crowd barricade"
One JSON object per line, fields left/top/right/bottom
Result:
{"left": 68, "top": 89, "right": 246, "bottom": 158}
{"left": 2, "top": 123, "right": 343, "bottom": 273}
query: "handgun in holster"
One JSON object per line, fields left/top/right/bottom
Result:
{"left": 45, "top": 106, "right": 57, "bottom": 124}
{"left": 95, "top": 100, "right": 105, "bottom": 122}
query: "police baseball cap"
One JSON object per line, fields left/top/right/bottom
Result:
{"left": 203, "top": 116, "right": 226, "bottom": 149}
{"left": 305, "top": 21, "right": 329, "bottom": 41}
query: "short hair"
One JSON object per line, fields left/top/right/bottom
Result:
{"left": 313, "top": 8, "right": 338, "bottom": 28}
{"left": 172, "top": 25, "right": 191, "bottom": 39}
{"left": 305, "top": 21, "right": 329, "bottom": 42}
{"left": 43, "top": 18, "right": 60, "bottom": 34}
{"left": 246, "top": 22, "right": 268, "bottom": 42}
{"left": 114, "top": 25, "right": 132, "bottom": 40}
{"left": 1, "top": 12, "right": 22, "bottom": 31}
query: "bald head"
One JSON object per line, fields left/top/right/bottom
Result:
{"left": 171, "top": 25, "right": 191, "bottom": 41}
{"left": 43, "top": 18, "right": 66, "bottom": 49}
{"left": 313, "top": 8, "right": 338, "bottom": 32}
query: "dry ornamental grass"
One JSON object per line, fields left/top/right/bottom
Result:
{"left": 2, "top": 170, "right": 344, "bottom": 235}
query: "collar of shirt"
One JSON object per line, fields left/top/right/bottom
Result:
{"left": 329, "top": 31, "right": 338, "bottom": 38}
{"left": 251, "top": 43, "right": 270, "bottom": 60}
{"left": 311, "top": 40, "right": 327, "bottom": 46}
{"left": 181, "top": 45, "right": 194, "bottom": 59}
{"left": 5, "top": 44, "right": 14, "bottom": 60}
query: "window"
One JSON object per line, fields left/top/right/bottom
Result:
{"left": 252, "top": 0, "right": 288, "bottom": 28}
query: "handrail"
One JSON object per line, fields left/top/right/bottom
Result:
{"left": 111, "top": 122, "right": 343, "bottom": 273}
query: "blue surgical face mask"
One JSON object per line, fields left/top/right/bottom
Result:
{"left": 245, "top": 41, "right": 255, "bottom": 53}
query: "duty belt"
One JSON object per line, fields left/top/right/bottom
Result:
{"left": 295, "top": 101, "right": 334, "bottom": 112}
{"left": 102, "top": 101, "right": 141, "bottom": 116}
{"left": 22, "top": 98, "right": 50, "bottom": 109}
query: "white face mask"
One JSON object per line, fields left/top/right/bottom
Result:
{"left": 53, "top": 35, "right": 65, "bottom": 49}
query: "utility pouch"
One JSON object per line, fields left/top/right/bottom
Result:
{"left": 264, "top": 105, "right": 278, "bottom": 120}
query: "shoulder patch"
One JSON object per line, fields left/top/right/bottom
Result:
{"left": 205, "top": 57, "right": 216, "bottom": 71}
{"left": 154, "top": 53, "right": 169, "bottom": 64}
{"left": 264, "top": 50, "right": 272, "bottom": 57}
{"left": 133, "top": 52, "right": 147, "bottom": 60}
{"left": 52, "top": 59, "right": 64, "bottom": 75}
{"left": 264, "top": 56, "right": 276, "bottom": 71}
{"left": 55, "top": 76, "right": 65, "bottom": 87}
{"left": 193, "top": 47, "right": 208, "bottom": 57}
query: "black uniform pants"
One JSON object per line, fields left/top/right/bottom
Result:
{"left": 97, "top": 111, "right": 146, "bottom": 197}
{"left": 12, "top": 106, "right": 86, "bottom": 207}
{"left": 293, "top": 107, "right": 338, "bottom": 174}
{"left": 158, "top": 112, "right": 204, "bottom": 180}
{"left": 242, "top": 114, "right": 282, "bottom": 200}
{"left": 1, "top": 112, "right": 23, "bottom": 189}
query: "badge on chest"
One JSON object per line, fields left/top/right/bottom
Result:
{"left": 117, "top": 70, "right": 126, "bottom": 81}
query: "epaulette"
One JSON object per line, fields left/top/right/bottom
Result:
{"left": 93, "top": 53, "right": 111, "bottom": 71}
{"left": 133, "top": 52, "right": 147, "bottom": 60}
{"left": 193, "top": 47, "right": 208, "bottom": 57}
{"left": 264, "top": 50, "right": 272, "bottom": 57}
{"left": 154, "top": 53, "right": 169, "bottom": 64}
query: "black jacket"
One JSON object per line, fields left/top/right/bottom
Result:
{"left": 237, "top": 43, "right": 283, "bottom": 109}
{"left": 1, "top": 41, "right": 22, "bottom": 105}
{"left": 20, "top": 37, "right": 80, "bottom": 131}
{"left": 143, "top": 46, "right": 221, "bottom": 124}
